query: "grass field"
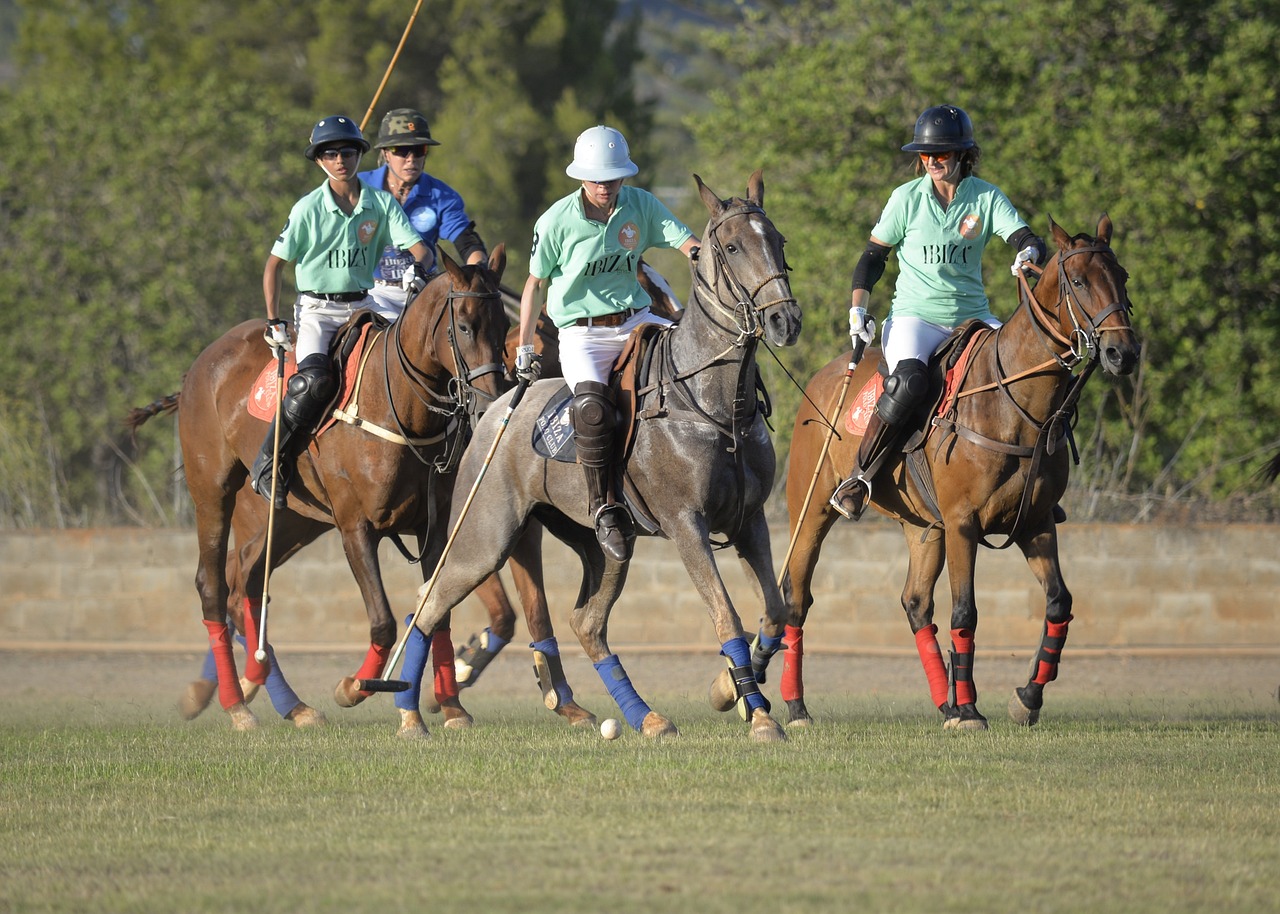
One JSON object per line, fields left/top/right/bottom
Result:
{"left": 1, "top": 649, "right": 1277, "bottom": 913}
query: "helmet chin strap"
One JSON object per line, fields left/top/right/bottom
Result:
{"left": 318, "top": 160, "right": 344, "bottom": 182}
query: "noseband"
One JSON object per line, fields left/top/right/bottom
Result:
{"left": 693, "top": 203, "right": 796, "bottom": 344}
{"left": 1021, "top": 244, "right": 1132, "bottom": 370}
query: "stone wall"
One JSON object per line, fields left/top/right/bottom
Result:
{"left": 3, "top": 524, "right": 1277, "bottom": 654}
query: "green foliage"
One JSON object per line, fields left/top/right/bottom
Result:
{"left": 689, "top": 0, "right": 1280, "bottom": 513}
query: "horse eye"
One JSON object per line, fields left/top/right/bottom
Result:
{"left": 1072, "top": 277, "right": 1085, "bottom": 288}
{"left": 725, "top": 243, "right": 739, "bottom": 254}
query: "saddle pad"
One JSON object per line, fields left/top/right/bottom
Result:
{"left": 246, "top": 322, "right": 376, "bottom": 426}
{"left": 531, "top": 385, "right": 577, "bottom": 462}
{"left": 845, "top": 374, "right": 884, "bottom": 436}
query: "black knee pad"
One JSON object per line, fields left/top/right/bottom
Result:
{"left": 571, "top": 381, "right": 616, "bottom": 468}
{"left": 876, "top": 358, "right": 929, "bottom": 426}
{"left": 283, "top": 355, "right": 337, "bottom": 428}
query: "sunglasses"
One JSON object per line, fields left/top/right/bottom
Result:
{"left": 919, "top": 151, "right": 955, "bottom": 163}
{"left": 387, "top": 146, "right": 427, "bottom": 158}
{"left": 318, "top": 147, "right": 360, "bottom": 161}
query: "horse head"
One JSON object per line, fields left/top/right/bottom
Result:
{"left": 1038, "top": 214, "right": 1139, "bottom": 377}
{"left": 692, "top": 170, "right": 802, "bottom": 348}
{"left": 418, "top": 244, "right": 511, "bottom": 422}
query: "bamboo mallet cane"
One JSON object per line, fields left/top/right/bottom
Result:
{"left": 359, "top": 0, "right": 425, "bottom": 133}
{"left": 255, "top": 343, "right": 289, "bottom": 663}
{"left": 775, "top": 337, "right": 867, "bottom": 590}
{"left": 358, "top": 379, "right": 532, "bottom": 692}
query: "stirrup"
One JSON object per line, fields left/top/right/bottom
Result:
{"left": 249, "top": 454, "right": 289, "bottom": 510}
{"left": 593, "top": 503, "right": 634, "bottom": 562}
{"left": 828, "top": 475, "right": 870, "bottom": 521}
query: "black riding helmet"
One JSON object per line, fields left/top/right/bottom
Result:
{"left": 304, "top": 115, "right": 370, "bottom": 160}
{"left": 902, "top": 105, "right": 975, "bottom": 153}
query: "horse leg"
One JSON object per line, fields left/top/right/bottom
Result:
{"left": 332, "top": 525, "right": 400, "bottom": 708}
{"left": 453, "top": 572, "right": 516, "bottom": 688}
{"left": 900, "top": 525, "right": 949, "bottom": 717}
{"left": 941, "top": 527, "right": 988, "bottom": 731}
{"left": 508, "top": 522, "right": 595, "bottom": 727}
{"left": 1009, "top": 524, "right": 1073, "bottom": 726}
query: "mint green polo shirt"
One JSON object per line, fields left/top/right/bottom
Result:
{"left": 271, "top": 179, "right": 422, "bottom": 293}
{"left": 529, "top": 185, "right": 694, "bottom": 328}
{"left": 871, "top": 175, "right": 1027, "bottom": 325}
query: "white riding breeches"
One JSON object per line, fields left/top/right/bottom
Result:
{"left": 881, "top": 314, "right": 1001, "bottom": 373}
{"left": 557, "top": 307, "right": 672, "bottom": 392}
{"left": 292, "top": 292, "right": 401, "bottom": 364}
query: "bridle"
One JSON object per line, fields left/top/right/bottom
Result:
{"left": 1019, "top": 243, "right": 1133, "bottom": 370}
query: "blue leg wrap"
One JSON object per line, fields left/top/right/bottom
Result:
{"left": 530, "top": 638, "right": 575, "bottom": 705}
{"left": 200, "top": 646, "right": 217, "bottom": 682}
{"left": 751, "top": 628, "right": 783, "bottom": 683}
{"left": 394, "top": 613, "right": 430, "bottom": 712}
{"left": 722, "top": 636, "right": 767, "bottom": 713}
{"left": 234, "top": 632, "right": 301, "bottom": 717}
{"left": 592, "top": 654, "right": 651, "bottom": 731}
{"left": 483, "top": 627, "right": 511, "bottom": 652}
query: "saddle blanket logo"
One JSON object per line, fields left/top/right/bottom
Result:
{"left": 532, "top": 388, "right": 578, "bottom": 462}
{"left": 248, "top": 354, "right": 298, "bottom": 422}
{"left": 845, "top": 374, "right": 885, "bottom": 436}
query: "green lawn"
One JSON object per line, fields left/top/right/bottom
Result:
{"left": 2, "top": 656, "right": 1277, "bottom": 914}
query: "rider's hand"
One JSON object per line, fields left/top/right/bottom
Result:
{"left": 848, "top": 306, "right": 876, "bottom": 347}
{"left": 1011, "top": 246, "right": 1038, "bottom": 276}
{"left": 401, "top": 261, "right": 428, "bottom": 295}
{"left": 264, "top": 319, "right": 291, "bottom": 353}
{"left": 514, "top": 344, "right": 542, "bottom": 383}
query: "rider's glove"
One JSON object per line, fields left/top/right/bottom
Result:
{"left": 264, "top": 319, "right": 291, "bottom": 353}
{"left": 1011, "top": 246, "right": 1038, "bottom": 276}
{"left": 514, "top": 344, "right": 542, "bottom": 383}
{"left": 848, "top": 306, "right": 876, "bottom": 346}
{"left": 401, "top": 261, "right": 428, "bottom": 295}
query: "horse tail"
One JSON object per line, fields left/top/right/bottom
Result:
{"left": 124, "top": 391, "right": 181, "bottom": 441}
{"left": 1257, "top": 447, "right": 1280, "bottom": 486}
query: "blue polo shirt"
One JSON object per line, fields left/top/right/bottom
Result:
{"left": 358, "top": 165, "right": 475, "bottom": 282}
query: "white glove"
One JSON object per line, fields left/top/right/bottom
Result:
{"left": 1011, "top": 246, "right": 1038, "bottom": 275}
{"left": 401, "top": 261, "right": 428, "bottom": 295}
{"left": 264, "top": 319, "right": 291, "bottom": 353}
{"left": 514, "top": 344, "right": 542, "bottom": 383}
{"left": 848, "top": 306, "right": 876, "bottom": 346}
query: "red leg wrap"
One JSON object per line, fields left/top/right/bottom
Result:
{"left": 780, "top": 625, "right": 804, "bottom": 702}
{"left": 1033, "top": 615, "right": 1073, "bottom": 685}
{"left": 241, "top": 597, "right": 268, "bottom": 686}
{"left": 951, "top": 628, "right": 976, "bottom": 706}
{"left": 432, "top": 629, "right": 460, "bottom": 701}
{"left": 355, "top": 642, "right": 391, "bottom": 694}
{"left": 914, "top": 623, "right": 948, "bottom": 708}
{"left": 203, "top": 620, "right": 245, "bottom": 709}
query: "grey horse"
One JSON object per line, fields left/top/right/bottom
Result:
{"left": 402, "top": 170, "right": 803, "bottom": 741}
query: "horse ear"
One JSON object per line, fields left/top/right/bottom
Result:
{"left": 1096, "top": 213, "right": 1113, "bottom": 246}
{"left": 488, "top": 242, "right": 507, "bottom": 281}
{"left": 747, "top": 169, "right": 764, "bottom": 208}
{"left": 1048, "top": 214, "right": 1071, "bottom": 251}
{"left": 695, "top": 173, "right": 724, "bottom": 216}
{"left": 439, "top": 246, "right": 465, "bottom": 284}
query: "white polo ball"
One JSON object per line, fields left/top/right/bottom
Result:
{"left": 600, "top": 717, "right": 622, "bottom": 740}
{"left": 254, "top": 649, "right": 267, "bottom": 663}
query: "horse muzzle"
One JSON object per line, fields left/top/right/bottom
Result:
{"left": 1099, "top": 329, "right": 1139, "bottom": 376}
{"left": 763, "top": 302, "right": 802, "bottom": 348}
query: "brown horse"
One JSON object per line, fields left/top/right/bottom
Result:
{"left": 757, "top": 215, "right": 1138, "bottom": 730}
{"left": 128, "top": 247, "right": 595, "bottom": 733}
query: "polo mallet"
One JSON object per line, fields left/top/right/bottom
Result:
{"left": 776, "top": 337, "right": 867, "bottom": 589}
{"left": 255, "top": 344, "right": 288, "bottom": 663}
{"left": 358, "top": 378, "right": 531, "bottom": 692}
{"left": 359, "top": 0, "right": 424, "bottom": 133}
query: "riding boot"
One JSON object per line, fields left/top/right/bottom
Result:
{"left": 251, "top": 354, "right": 336, "bottom": 511}
{"left": 829, "top": 410, "right": 896, "bottom": 521}
{"left": 250, "top": 417, "right": 299, "bottom": 510}
{"left": 572, "top": 380, "right": 635, "bottom": 563}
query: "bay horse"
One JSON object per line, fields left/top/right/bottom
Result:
{"left": 757, "top": 215, "right": 1138, "bottom": 730}
{"left": 394, "top": 170, "right": 802, "bottom": 741}
{"left": 128, "top": 248, "right": 594, "bottom": 733}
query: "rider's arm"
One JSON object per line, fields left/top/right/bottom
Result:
{"left": 263, "top": 254, "right": 287, "bottom": 320}
{"left": 518, "top": 274, "right": 546, "bottom": 349}
{"left": 453, "top": 221, "right": 487, "bottom": 266}
{"left": 1007, "top": 226, "right": 1047, "bottom": 266}
{"left": 850, "top": 237, "right": 892, "bottom": 308}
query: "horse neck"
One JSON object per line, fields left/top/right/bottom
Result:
{"left": 373, "top": 289, "right": 453, "bottom": 426}
{"left": 665, "top": 277, "right": 759, "bottom": 418}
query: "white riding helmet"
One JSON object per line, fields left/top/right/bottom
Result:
{"left": 565, "top": 125, "right": 639, "bottom": 182}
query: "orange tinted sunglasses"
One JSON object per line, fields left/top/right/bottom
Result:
{"left": 919, "top": 151, "right": 955, "bottom": 163}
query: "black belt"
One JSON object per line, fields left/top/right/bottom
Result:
{"left": 303, "top": 291, "right": 367, "bottom": 302}
{"left": 574, "top": 307, "right": 643, "bottom": 328}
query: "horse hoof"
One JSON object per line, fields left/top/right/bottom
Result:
{"left": 442, "top": 710, "right": 474, "bottom": 730}
{"left": 239, "top": 678, "right": 260, "bottom": 705}
{"left": 397, "top": 710, "right": 430, "bottom": 740}
{"left": 286, "top": 704, "right": 327, "bottom": 729}
{"left": 333, "top": 676, "right": 367, "bottom": 708}
{"left": 177, "top": 679, "right": 216, "bottom": 720}
{"left": 708, "top": 669, "right": 736, "bottom": 713}
{"left": 640, "top": 711, "right": 679, "bottom": 738}
{"left": 1008, "top": 691, "right": 1041, "bottom": 727}
{"left": 226, "top": 702, "right": 258, "bottom": 731}
{"left": 750, "top": 709, "right": 788, "bottom": 742}
{"left": 784, "top": 698, "right": 813, "bottom": 728}
{"left": 557, "top": 701, "right": 598, "bottom": 728}
{"left": 941, "top": 703, "right": 990, "bottom": 731}
{"left": 786, "top": 716, "right": 812, "bottom": 729}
